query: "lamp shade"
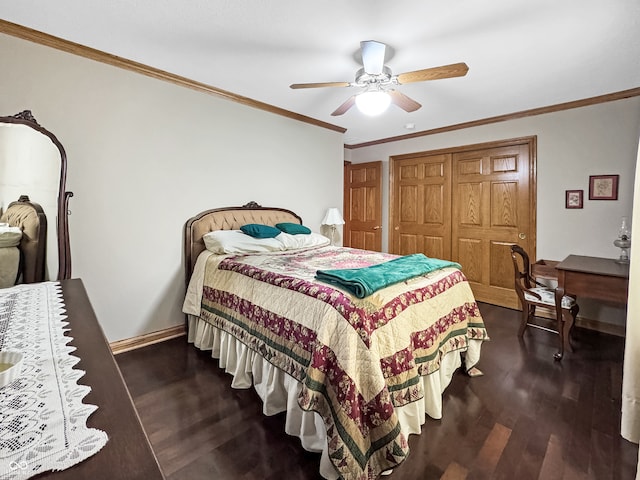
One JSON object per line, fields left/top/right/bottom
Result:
{"left": 355, "top": 90, "right": 391, "bottom": 116}
{"left": 322, "top": 208, "right": 345, "bottom": 226}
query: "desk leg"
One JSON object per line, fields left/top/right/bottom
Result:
{"left": 554, "top": 287, "right": 565, "bottom": 360}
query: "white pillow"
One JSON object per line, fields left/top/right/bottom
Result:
{"left": 277, "top": 232, "right": 331, "bottom": 250}
{"left": 203, "top": 230, "right": 285, "bottom": 254}
{"left": 0, "top": 226, "right": 22, "bottom": 248}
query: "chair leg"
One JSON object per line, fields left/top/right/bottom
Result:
{"left": 554, "top": 313, "right": 564, "bottom": 361}
{"left": 554, "top": 291, "right": 565, "bottom": 361}
{"left": 554, "top": 304, "right": 580, "bottom": 361}
{"left": 518, "top": 304, "right": 532, "bottom": 337}
{"left": 561, "top": 309, "right": 575, "bottom": 354}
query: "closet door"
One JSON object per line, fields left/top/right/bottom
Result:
{"left": 390, "top": 153, "right": 452, "bottom": 259}
{"left": 390, "top": 137, "right": 536, "bottom": 309}
{"left": 344, "top": 161, "right": 383, "bottom": 251}
{"left": 452, "top": 141, "right": 533, "bottom": 309}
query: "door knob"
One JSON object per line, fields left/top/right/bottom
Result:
{"left": 519, "top": 233, "right": 526, "bottom": 239}
{"left": 373, "top": 226, "right": 382, "bottom": 230}
{"left": 394, "top": 226, "right": 400, "bottom": 231}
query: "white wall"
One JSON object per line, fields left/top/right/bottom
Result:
{"left": 0, "top": 34, "right": 345, "bottom": 342}
{"left": 348, "top": 98, "right": 640, "bottom": 328}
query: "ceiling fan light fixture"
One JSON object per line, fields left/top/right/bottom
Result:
{"left": 290, "top": 41, "right": 467, "bottom": 116}
{"left": 355, "top": 90, "right": 391, "bottom": 116}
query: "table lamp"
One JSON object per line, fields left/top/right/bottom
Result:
{"left": 613, "top": 216, "right": 631, "bottom": 264}
{"left": 322, "top": 208, "right": 345, "bottom": 245}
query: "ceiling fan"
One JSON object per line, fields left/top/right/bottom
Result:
{"left": 290, "top": 40, "right": 469, "bottom": 117}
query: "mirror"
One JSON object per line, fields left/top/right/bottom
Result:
{"left": 0, "top": 110, "right": 72, "bottom": 280}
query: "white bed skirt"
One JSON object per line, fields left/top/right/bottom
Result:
{"left": 188, "top": 314, "right": 481, "bottom": 479}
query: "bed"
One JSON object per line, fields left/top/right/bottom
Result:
{"left": 182, "top": 202, "right": 488, "bottom": 480}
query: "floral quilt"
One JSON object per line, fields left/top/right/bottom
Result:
{"left": 199, "top": 246, "right": 488, "bottom": 480}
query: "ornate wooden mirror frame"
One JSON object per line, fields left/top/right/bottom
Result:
{"left": 0, "top": 110, "right": 73, "bottom": 280}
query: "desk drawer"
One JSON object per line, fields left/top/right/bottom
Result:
{"left": 563, "top": 270, "right": 629, "bottom": 304}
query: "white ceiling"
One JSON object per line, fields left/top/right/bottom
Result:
{"left": 2, "top": 0, "right": 639, "bottom": 145}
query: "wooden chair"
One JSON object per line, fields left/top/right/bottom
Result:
{"left": 510, "top": 245, "right": 579, "bottom": 360}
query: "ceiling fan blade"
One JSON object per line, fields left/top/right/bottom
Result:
{"left": 331, "top": 95, "right": 357, "bottom": 116}
{"left": 397, "top": 62, "right": 469, "bottom": 84}
{"left": 361, "top": 40, "right": 386, "bottom": 75}
{"left": 290, "top": 81, "right": 351, "bottom": 89}
{"left": 389, "top": 90, "right": 422, "bottom": 112}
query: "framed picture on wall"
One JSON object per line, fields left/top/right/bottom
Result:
{"left": 565, "top": 190, "right": 583, "bottom": 209}
{"left": 589, "top": 174, "right": 619, "bottom": 200}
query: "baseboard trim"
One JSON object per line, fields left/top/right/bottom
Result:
{"left": 110, "top": 325, "right": 186, "bottom": 355}
{"left": 535, "top": 307, "right": 625, "bottom": 337}
{"left": 108, "top": 307, "right": 625, "bottom": 355}
{"left": 574, "top": 317, "right": 625, "bottom": 337}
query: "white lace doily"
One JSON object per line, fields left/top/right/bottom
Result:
{"left": 0, "top": 282, "right": 108, "bottom": 480}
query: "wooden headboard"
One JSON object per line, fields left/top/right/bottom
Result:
{"left": 183, "top": 201, "right": 302, "bottom": 286}
{"left": 0, "top": 195, "right": 47, "bottom": 284}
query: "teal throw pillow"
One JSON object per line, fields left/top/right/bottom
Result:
{"left": 240, "top": 223, "right": 281, "bottom": 239}
{"left": 276, "top": 222, "right": 312, "bottom": 235}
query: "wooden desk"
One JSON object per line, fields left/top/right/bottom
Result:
{"left": 554, "top": 255, "right": 629, "bottom": 359}
{"left": 35, "top": 279, "right": 165, "bottom": 479}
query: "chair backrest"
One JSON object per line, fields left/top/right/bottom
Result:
{"left": 0, "top": 196, "right": 47, "bottom": 284}
{"left": 510, "top": 244, "right": 535, "bottom": 300}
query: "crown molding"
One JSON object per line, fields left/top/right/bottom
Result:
{"left": 4, "top": 19, "right": 637, "bottom": 149}
{"left": 0, "top": 19, "right": 347, "bottom": 135}
{"left": 345, "top": 86, "right": 640, "bottom": 149}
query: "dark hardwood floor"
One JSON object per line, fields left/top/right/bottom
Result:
{"left": 116, "top": 304, "right": 638, "bottom": 480}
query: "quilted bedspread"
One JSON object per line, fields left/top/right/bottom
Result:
{"left": 199, "top": 246, "right": 488, "bottom": 480}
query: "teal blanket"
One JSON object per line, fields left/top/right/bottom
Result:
{"left": 315, "top": 253, "right": 461, "bottom": 298}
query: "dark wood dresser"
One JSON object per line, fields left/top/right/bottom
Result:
{"left": 35, "top": 279, "right": 164, "bottom": 480}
